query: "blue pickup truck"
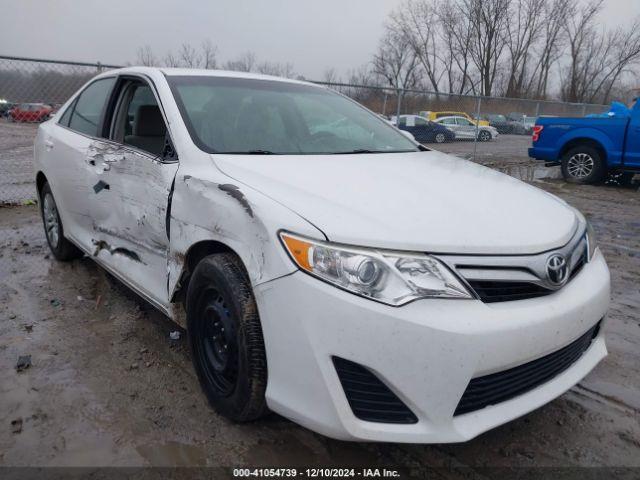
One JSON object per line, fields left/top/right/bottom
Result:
{"left": 528, "top": 100, "right": 640, "bottom": 184}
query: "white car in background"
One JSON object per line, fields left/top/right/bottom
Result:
{"left": 434, "top": 115, "right": 499, "bottom": 141}
{"left": 33, "top": 67, "right": 609, "bottom": 443}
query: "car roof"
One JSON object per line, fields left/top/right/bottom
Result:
{"left": 97, "top": 66, "right": 318, "bottom": 88}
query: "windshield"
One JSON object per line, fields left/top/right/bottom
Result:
{"left": 168, "top": 76, "right": 420, "bottom": 154}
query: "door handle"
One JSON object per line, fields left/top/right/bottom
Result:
{"left": 44, "top": 139, "right": 54, "bottom": 151}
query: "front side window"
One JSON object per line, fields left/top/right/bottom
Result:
{"left": 110, "top": 81, "right": 167, "bottom": 157}
{"left": 457, "top": 118, "right": 473, "bottom": 126}
{"left": 415, "top": 117, "right": 428, "bottom": 126}
{"left": 67, "top": 77, "right": 115, "bottom": 137}
{"left": 168, "top": 76, "right": 419, "bottom": 155}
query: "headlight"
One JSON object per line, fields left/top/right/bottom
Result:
{"left": 586, "top": 221, "right": 598, "bottom": 261}
{"left": 280, "top": 232, "right": 473, "bottom": 306}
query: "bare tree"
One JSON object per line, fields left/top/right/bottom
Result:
{"left": 257, "top": 61, "right": 296, "bottom": 78}
{"left": 530, "top": 0, "right": 570, "bottom": 99}
{"left": 136, "top": 45, "right": 158, "bottom": 66}
{"left": 503, "top": 0, "right": 545, "bottom": 97}
{"left": 163, "top": 51, "right": 180, "bottom": 68}
{"left": 461, "top": 0, "right": 511, "bottom": 96}
{"left": 372, "top": 27, "right": 420, "bottom": 91}
{"left": 438, "top": 1, "right": 477, "bottom": 94}
{"left": 178, "top": 43, "right": 201, "bottom": 68}
{"left": 201, "top": 39, "right": 217, "bottom": 69}
{"left": 392, "top": 0, "right": 442, "bottom": 92}
{"left": 322, "top": 67, "right": 341, "bottom": 84}
{"left": 561, "top": 0, "right": 603, "bottom": 102}
{"left": 224, "top": 51, "right": 257, "bottom": 72}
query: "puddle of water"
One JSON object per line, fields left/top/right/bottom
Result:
{"left": 493, "top": 163, "right": 561, "bottom": 182}
{"left": 136, "top": 441, "right": 208, "bottom": 466}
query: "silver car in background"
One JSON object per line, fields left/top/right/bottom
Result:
{"left": 434, "top": 115, "right": 499, "bottom": 141}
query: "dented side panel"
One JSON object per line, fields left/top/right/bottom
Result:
{"left": 86, "top": 140, "right": 179, "bottom": 308}
{"left": 168, "top": 163, "right": 324, "bottom": 303}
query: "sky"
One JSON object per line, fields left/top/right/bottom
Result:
{"left": 1, "top": 0, "right": 639, "bottom": 80}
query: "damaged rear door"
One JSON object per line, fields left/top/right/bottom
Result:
{"left": 86, "top": 76, "right": 179, "bottom": 309}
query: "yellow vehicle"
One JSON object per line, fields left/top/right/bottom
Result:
{"left": 418, "top": 111, "right": 490, "bottom": 126}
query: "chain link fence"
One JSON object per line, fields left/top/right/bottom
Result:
{"left": 0, "top": 54, "right": 611, "bottom": 208}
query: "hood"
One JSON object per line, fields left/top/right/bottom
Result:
{"left": 213, "top": 150, "right": 577, "bottom": 254}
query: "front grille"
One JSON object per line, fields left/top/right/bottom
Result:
{"left": 333, "top": 357, "right": 418, "bottom": 424}
{"left": 468, "top": 280, "right": 551, "bottom": 303}
{"left": 454, "top": 321, "right": 601, "bottom": 416}
{"left": 440, "top": 234, "right": 590, "bottom": 304}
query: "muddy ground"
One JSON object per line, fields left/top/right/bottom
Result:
{"left": 0, "top": 121, "right": 639, "bottom": 471}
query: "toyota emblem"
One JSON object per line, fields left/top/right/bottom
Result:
{"left": 546, "top": 254, "right": 569, "bottom": 286}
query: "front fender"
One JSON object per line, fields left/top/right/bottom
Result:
{"left": 167, "top": 169, "right": 324, "bottom": 302}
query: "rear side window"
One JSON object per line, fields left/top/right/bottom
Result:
{"left": 68, "top": 78, "right": 115, "bottom": 137}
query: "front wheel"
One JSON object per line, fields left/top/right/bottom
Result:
{"left": 561, "top": 146, "right": 607, "bottom": 184}
{"left": 187, "top": 253, "right": 268, "bottom": 422}
{"left": 434, "top": 132, "right": 446, "bottom": 144}
{"left": 478, "top": 130, "right": 491, "bottom": 142}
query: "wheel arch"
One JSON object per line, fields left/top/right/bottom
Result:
{"left": 170, "top": 239, "right": 245, "bottom": 304}
{"left": 560, "top": 137, "right": 608, "bottom": 163}
{"left": 36, "top": 171, "right": 48, "bottom": 199}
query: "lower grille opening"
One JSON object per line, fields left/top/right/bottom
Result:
{"left": 468, "top": 280, "right": 552, "bottom": 303}
{"left": 454, "top": 321, "right": 601, "bottom": 416}
{"left": 332, "top": 357, "right": 418, "bottom": 424}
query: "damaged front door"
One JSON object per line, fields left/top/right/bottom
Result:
{"left": 86, "top": 78, "right": 179, "bottom": 309}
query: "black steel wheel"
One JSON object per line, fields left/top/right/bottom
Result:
{"left": 187, "top": 253, "right": 268, "bottom": 422}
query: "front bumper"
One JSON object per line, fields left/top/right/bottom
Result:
{"left": 255, "top": 250, "right": 610, "bottom": 443}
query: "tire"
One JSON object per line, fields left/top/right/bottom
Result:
{"left": 187, "top": 253, "right": 268, "bottom": 422}
{"left": 39, "top": 182, "right": 83, "bottom": 261}
{"left": 434, "top": 132, "right": 446, "bottom": 144}
{"left": 561, "top": 146, "right": 607, "bottom": 184}
{"left": 478, "top": 130, "right": 491, "bottom": 142}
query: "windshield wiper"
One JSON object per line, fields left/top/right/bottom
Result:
{"left": 217, "top": 150, "right": 279, "bottom": 155}
{"left": 334, "top": 149, "right": 378, "bottom": 154}
{"left": 333, "top": 149, "right": 417, "bottom": 154}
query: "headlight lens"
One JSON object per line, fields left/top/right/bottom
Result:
{"left": 586, "top": 221, "right": 598, "bottom": 261}
{"left": 280, "top": 232, "right": 473, "bottom": 306}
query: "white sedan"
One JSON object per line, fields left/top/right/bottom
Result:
{"left": 434, "top": 115, "right": 499, "bottom": 141}
{"left": 34, "top": 67, "right": 609, "bottom": 443}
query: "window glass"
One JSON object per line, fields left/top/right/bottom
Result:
{"left": 58, "top": 101, "right": 74, "bottom": 126}
{"left": 168, "top": 76, "right": 419, "bottom": 155}
{"left": 113, "top": 82, "right": 167, "bottom": 156}
{"left": 441, "top": 118, "right": 456, "bottom": 125}
{"left": 415, "top": 117, "right": 428, "bottom": 126}
{"left": 68, "top": 78, "right": 115, "bottom": 137}
{"left": 457, "top": 118, "right": 473, "bottom": 126}
{"left": 398, "top": 117, "right": 407, "bottom": 126}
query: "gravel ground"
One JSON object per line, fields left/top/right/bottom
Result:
{"left": 1, "top": 121, "right": 639, "bottom": 472}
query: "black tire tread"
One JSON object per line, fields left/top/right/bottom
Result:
{"left": 186, "top": 253, "right": 268, "bottom": 422}
{"left": 561, "top": 146, "right": 607, "bottom": 185}
{"left": 40, "top": 182, "right": 83, "bottom": 261}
